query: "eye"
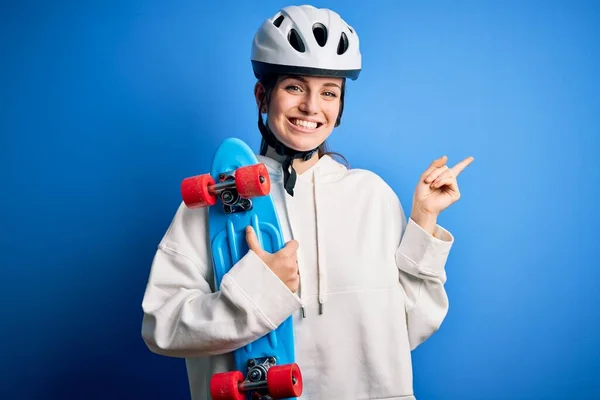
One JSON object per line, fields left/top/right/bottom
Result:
{"left": 285, "top": 85, "right": 302, "bottom": 92}
{"left": 322, "top": 91, "right": 338, "bottom": 98}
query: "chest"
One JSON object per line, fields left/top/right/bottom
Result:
{"left": 274, "top": 180, "right": 400, "bottom": 294}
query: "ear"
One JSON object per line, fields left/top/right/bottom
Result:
{"left": 254, "top": 82, "right": 268, "bottom": 114}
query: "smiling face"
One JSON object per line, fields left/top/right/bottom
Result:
{"left": 255, "top": 75, "right": 343, "bottom": 152}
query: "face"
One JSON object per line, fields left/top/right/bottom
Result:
{"left": 255, "top": 75, "right": 343, "bottom": 152}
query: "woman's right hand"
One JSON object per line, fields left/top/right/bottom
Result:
{"left": 245, "top": 226, "right": 300, "bottom": 293}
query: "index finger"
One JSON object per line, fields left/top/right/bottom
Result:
{"left": 450, "top": 156, "right": 474, "bottom": 177}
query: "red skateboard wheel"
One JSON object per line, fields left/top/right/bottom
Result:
{"left": 181, "top": 174, "right": 217, "bottom": 208}
{"left": 267, "top": 363, "right": 303, "bottom": 398}
{"left": 210, "top": 371, "right": 245, "bottom": 400}
{"left": 235, "top": 163, "right": 270, "bottom": 199}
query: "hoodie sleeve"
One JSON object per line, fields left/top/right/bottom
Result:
{"left": 396, "top": 217, "right": 453, "bottom": 350}
{"left": 141, "top": 202, "right": 303, "bottom": 358}
{"left": 389, "top": 192, "right": 454, "bottom": 351}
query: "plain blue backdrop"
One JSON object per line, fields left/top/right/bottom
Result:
{"left": 2, "top": 0, "right": 599, "bottom": 399}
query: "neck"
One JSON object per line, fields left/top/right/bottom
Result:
{"left": 264, "top": 146, "right": 320, "bottom": 175}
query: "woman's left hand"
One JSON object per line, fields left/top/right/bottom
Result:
{"left": 412, "top": 155, "right": 474, "bottom": 218}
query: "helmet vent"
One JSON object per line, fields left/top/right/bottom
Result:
{"left": 288, "top": 29, "right": 306, "bottom": 53}
{"left": 337, "top": 32, "right": 348, "bottom": 55}
{"left": 273, "top": 15, "right": 284, "bottom": 27}
{"left": 312, "top": 23, "right": 328, "bottom": 47}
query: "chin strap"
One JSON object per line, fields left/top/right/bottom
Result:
{"left": 260, "top": 131, "right": 318, "bottom": 197}
{"left": 280, "top": 151, "right": 316, "bottom": 196}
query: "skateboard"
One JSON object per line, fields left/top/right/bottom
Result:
{"left": 180, "top": 137, "right": 303, "bottom": 400}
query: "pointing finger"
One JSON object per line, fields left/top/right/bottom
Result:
{"left": 451, "top": 156, "right": 475, "bottom": 177}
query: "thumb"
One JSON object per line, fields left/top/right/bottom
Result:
{"left": 283, "top": 239, "right": 299, "bottom": 254}
{"left": 245, "top": 226, "right": 266, "bottom": 257}
{"left": 278, "top": 239, "right": 299, "bottom": 258}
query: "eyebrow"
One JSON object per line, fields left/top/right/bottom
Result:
{"left": 283, "top": 75, "right": 342, "bottom": 90}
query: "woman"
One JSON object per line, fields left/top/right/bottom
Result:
{"left": 141, "top": 5, "right": 473, "bottom": 399}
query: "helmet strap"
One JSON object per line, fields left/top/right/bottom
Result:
{"left": 259, "top": 124, "right": 319, "bottom": 197}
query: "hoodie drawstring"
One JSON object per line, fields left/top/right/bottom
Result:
{"left": 314, "top": 171, "right": 326, "bottom": 315}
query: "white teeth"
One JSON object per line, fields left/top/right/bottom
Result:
{"left": 291, "top": 119, "right": 318, "bottom": 129}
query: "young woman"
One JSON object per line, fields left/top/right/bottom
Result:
{"left": 141, "top": 5, "right": 473, "bottom": 399}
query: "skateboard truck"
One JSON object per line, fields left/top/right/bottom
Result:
{"left": 216, "top": 173, "right": 256, "bottom": 214}
{"left": 181, "top": 163, "right": 271, "bottom": 213}
{"left": 244, "top": 357, "right": 299, "bottom": 393}
{"left": 210, "top": 356, "right": 302, "bottom": 400}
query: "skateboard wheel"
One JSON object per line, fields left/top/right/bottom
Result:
{"left": 210, "top": 371, "right": 245, "bottom": 400}
{"left": 181, "top": 174, "right": 217, "bottom": 208}
{"left": 267, "top": 363, "right": 303, "bottom": 398}
{"left": 235, "top": 163, "right": 270, "bottom": 198}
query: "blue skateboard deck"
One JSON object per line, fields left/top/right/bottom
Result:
{"left": 181, "top": 138, "right": 302, "bottom": 400}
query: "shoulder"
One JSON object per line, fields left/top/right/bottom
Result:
{"left": 159, "top": 201, "right": 208, "bottom": 250}
{"left": 321, "top": 156, "right": 387, "bottom": 186}
{"left": 345, "top": 167, "right": 388, "bottom": 186}
{"left": 342, "top": 166, "right": 400, "bottom": 202}
{"left": 334, "top": 164, "right": 407, "bottom": 231}
{"left": 323, "top": 160, "right": 404, "bottom": 215}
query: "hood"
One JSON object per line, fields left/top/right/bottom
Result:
{"left": 258, "top": 153, "right": 347, "bottom": 184}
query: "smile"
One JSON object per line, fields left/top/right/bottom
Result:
{"left": 288, "top": 118, "right": 322, "bottom": 130}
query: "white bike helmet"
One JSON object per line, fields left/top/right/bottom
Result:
{"left": 251, "top": 5, "right": 361, "bottom": 80}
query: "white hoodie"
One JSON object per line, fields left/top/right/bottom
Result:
{"left": 141, "top": 154, "right": 454, "bottom": 399}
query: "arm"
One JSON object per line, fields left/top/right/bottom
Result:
{"left": 396, "top": 216, "right": 453, "bottom": 350}
{"left": 388, "top": 193, "right": 454, "bottom": 350}
{"left": 389, "top": 154, "right": 469, "bottom": 349}
{"left": 141, "top": 202, "right": 302, "bottom": 358}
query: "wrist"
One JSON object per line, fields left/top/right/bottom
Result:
{"left": 410, "top": 209, "right": 438, "bottom": 236}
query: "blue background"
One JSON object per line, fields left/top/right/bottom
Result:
{"left": 2, "top": 0, "right": 599, "bottom": 399}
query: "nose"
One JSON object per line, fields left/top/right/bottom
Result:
{"left": 298, "top": 92, "right": 320, "bottom": 115}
